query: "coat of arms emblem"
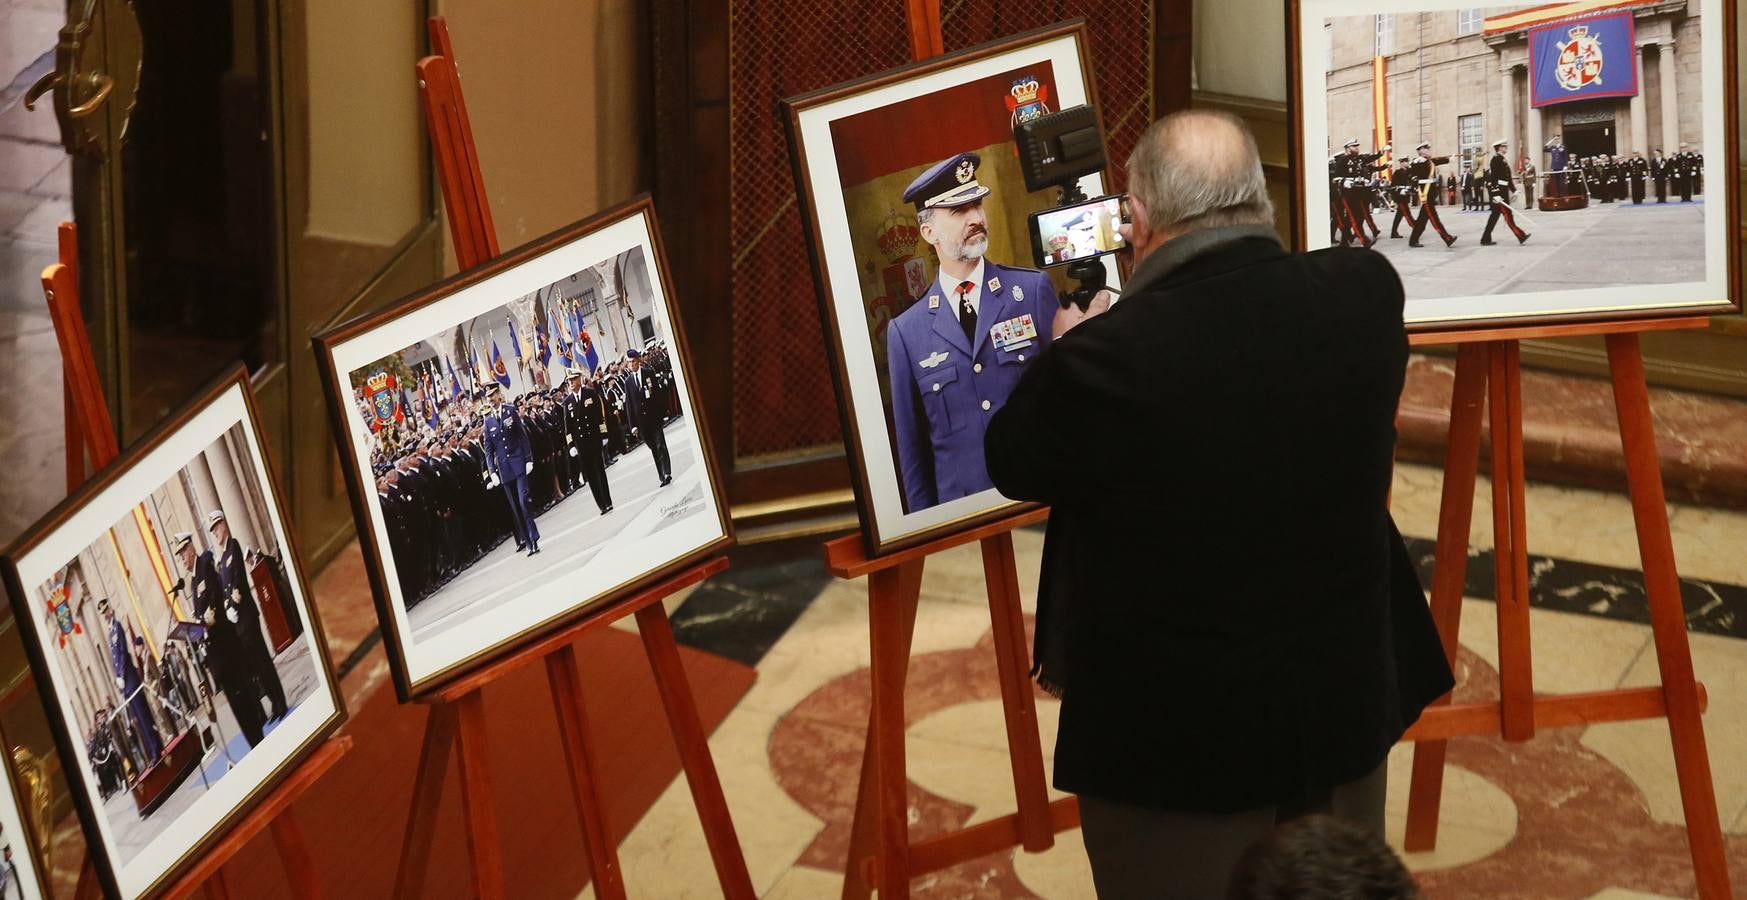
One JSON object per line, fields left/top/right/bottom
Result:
{"left": 1554, "top": 25, "right": 1604, "bottom": 91}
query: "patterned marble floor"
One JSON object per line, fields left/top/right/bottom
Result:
{"left": 592, "top": 460, "right": 1747, "bottom": 899}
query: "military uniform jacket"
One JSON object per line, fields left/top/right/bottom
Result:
{"left": 1486, "top": 154, "right": 1514, "bottom": 200}
{"left": 190, "top": 550, "right": 232, "bottom": 645}
{"left": 566, "top": 386, "right": 606, "bottom": 441}
{"left": 217, "top": 536, "right": 260, "bottom": 631}
{"left": 886, "top": 261, "right": 1056, "bottom": 511}
{"left": 483, "top": 405, "right": 534, "bottom": 481}
{"left": 1628, "top": 158, "right": 1650, "bottom": 182}
{"left": 108, "top": 619, "right": 142, "bottom": 690}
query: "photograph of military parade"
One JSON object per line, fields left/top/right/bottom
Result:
{"left": 1311, "top": 1, "right": 1719, "bottom": 307}
{"left": 342, "top": 243, "right": 712, "bottom": 650}
{"left": 23, "top": 421, "right": 327, "bottom": 866}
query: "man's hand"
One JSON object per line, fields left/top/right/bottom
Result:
{"left": 1053, "top": 289, "right": 1115, "bottom": 338}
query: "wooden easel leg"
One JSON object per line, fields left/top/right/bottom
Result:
{"left": 1487, "top": 341, "right": 1535, "bottom": 741}
{"left": 634, "top": 605, "right": 758, "bottom": 899}
{"left": 842, "top": 559, "right": 925, "bottom": 900}
{"left": 1605, "top": 334, "right": 1733, "bottom": 899}
{"left": 1403, "top": 342, "right": 1488, "bottom": 852}
{"left": 453, "top": 691, "right": 506, "bottom": 900}
{"left": 979, "top": 533, "right": 1053, "bottom": 853}
{"left": 545, "top": 645, "right": 627, "bottom": 900}
{"left": 269, "top": 811, "right": 320, "bottom": 898}
{"left": 393, "top": 702, "right": 459, "bottom": 898}
{"left": 64, "top": 380, "right": 83, "bottom": 492}
{"left": 204, "top": 870, "right": 231, "bottom": 900}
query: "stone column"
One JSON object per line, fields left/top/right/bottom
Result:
{"left": 1500, "top": 66, "right": 1518, "bottom": 153}
{"left": 1657, "top": 40, "right": 1679, "bottom": 152}
{"left": 1630, "top": 44, "right": 1650, "bottom": 154}
{"left": 1526, "top": 103, "right": 1544, "bottom": 170}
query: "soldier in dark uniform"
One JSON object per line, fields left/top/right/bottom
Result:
{"left": 1598, "top": 155, "right": 1617, "bottom": 203}
{"left": 98, "top": 597, "right": 162, "bottom": 766}
{"left": 177, "top": 531, "right": 266, "bottom": 747}
{"left": 626, "top": 350, "right": 673, "bottom": 486}
{"left": 1386, "top": 159, "right": 1414, "bottom": 239}
{"left": 1627, "top": 151, "right": 1649, "bottom": 204}
{"left": 564, "top": 368, "right": 614, "bottom": 514}
{"left": 1480, "top": 140, "right": 1530, "bottom": 246}
{"left": 1651, "top": 149, "right": 1670, "bottom": 202}
{"left": 1406, "top": 143, "right": 1457, "bottom": 248}
{"left": 1673, "top": 142, "right": 1698, "bottom": 201}
{"left": 1327, "top": 154, "right": 1346, "bottom": 244}
{"left": 1332, "top": 139, "right": 1383, "bottom": 247}
{"left": 483, "top": 382, "right": 541, "bottom": 555}
{"left": 209, "top": 511, "right": 289, "bottom": 723}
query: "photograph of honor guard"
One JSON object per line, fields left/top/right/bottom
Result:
{"left": 1480, "top": 140, "right": 1530, "bottom": 246}
{"left": 208, "top": 510, "right": 288, "bottom": 724}
{"left": 1407, "top": 143, "right": 1456, "bottom": 248}
{"left": 885, "top": 151, "right": 1056, "bottom": 513}
{"left": 563, "top": 368, "right": 614, "bottom": 514}
{"left": 482, "top": 382, "right": 542, "bottom": 555}
{"left": 98, "top": 596, "right": 164, "bottom": 766}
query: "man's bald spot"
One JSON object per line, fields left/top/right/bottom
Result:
{"left": 1149, "top": 110, "right": 1256, "bottom": 187}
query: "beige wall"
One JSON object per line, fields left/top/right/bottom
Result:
{"left": 1195, "top": 0, "right": 1288, "bottom": 101}
{"left": 435, "top": 0, "right": 646, "bottom": 271}
{"left": 304, "top": 0, "right": 425, "bottom": 245}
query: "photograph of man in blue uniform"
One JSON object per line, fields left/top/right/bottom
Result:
{"left": 99, "top": 597, "right": 162, "bottom": 768}
{"left": 482, "top": 382, "right": 542, "bottom": 555}
{"left": 885, "top": 151, "right": 1057, "bottom": 513}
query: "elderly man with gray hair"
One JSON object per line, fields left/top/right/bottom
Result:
{"left": 985, "top": 110, "right": 1451, "bottom": 898}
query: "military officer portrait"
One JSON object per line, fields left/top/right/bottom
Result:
{"left": 884, "top": 151, "right": 1057, "bottom": 513}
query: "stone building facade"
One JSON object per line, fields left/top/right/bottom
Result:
{"left": 1326, "top": 2, "right": 1706, "bottom": 174}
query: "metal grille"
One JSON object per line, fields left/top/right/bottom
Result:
{"left": 728, "top": 1, "right": 1154, "bottom": 460}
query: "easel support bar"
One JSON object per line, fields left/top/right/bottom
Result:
{"left": 1404, "top": 684, "right": 1707, "bottom": 742}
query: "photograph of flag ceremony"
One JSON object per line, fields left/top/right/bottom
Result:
{"left": 1306, "top": 0, "right": 1726, "bottom": 317}
{"left": 342, "top": 243, "right": 712, "bottom": 653}
{"left": 26, "top": 422, "right": 325, "bottom": 867}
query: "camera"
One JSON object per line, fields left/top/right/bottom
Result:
{"left": 1014, "top": 105, "right": 1121, "bottom": 311}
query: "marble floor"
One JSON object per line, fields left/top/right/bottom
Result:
{"left": 589, "top": 459, "right": 1747, "bottom": 899}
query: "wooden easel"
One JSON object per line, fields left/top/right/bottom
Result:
{"left": 827, "top": 7, "right": 1083, "bottom": 898}
{"left": 42, "top": 222, "right": 353, "bottom": 898}
{"left": 1397, "top": 319, "right": 1732, "bottom": 899}
{"left": 391, "top": 19, "right": 755, "bottom": 899}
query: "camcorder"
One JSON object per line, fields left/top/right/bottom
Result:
{"left": 1014, "top": 104, "right": 1124, "bottom": 310}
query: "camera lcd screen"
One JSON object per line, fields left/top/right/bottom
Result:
{"left": 1030, "top": 194, "right": 1126, "bottom": 268}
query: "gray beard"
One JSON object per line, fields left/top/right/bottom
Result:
{"left": 955, "top": 233, "right": 989, "bottom": 263}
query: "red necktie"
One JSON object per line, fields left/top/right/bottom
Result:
{"left": 956, "top": 281, "right": 976, "bottom": 345}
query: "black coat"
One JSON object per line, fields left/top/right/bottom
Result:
{"left": 984, "top": 231, "right": 1453, "bottom": 813}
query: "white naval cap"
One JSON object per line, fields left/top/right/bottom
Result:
{"left": 172, "top": 532, "right": 195, "bottom": 553}
{"left": 205, "top": 510, "right": 226, "bottom": 532}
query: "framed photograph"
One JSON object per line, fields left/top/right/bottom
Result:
{"left": 1289, "top": 0, "right": 1739, "bottom": 329}
{"left": 0, "top": 746, "right": 51, "bottom": 900}
{"left": 313, "top": 196, "right": 732, "bottom": 699}
{"left": 785, "top": 21, "right": 1120, "bottom": 555}
{"left": 0, "top": 368, "right": 345, "bottom": 899}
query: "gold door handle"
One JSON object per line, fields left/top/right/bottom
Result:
{"left": 22, "top": 70, "right": 62, "bottom": 111}
{"left": 67, "top": 72, "right": 115, "bottom": 118}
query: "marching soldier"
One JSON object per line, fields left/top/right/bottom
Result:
{"left": 1627, "top": 151, "right": 1650, "bottom": 204}
{"left": 1387, "top": 159, "right": 1415, "bottom": 239}
{"left": 1651, "top": 148, "right": 1670, "bottom": 202}
{"left": 209, "top": 511, "right": 289, "bottom": 723}
{"left": 1332, "top": 139, "right": 1383, "bottom": 247}
{"left": 177, "top": 530, "right": 267, "bottom": 747}
{"left": 1480, "top": 140, "right": 1530, "bottom": 246}
{"left": 1407, "top": 143, "right": 1457, "bottom": 248}
{"left": 483, "top": 382, "right": 542, "bottom": 555}
{"left": 564, "top": 368, "right": 614, "bottom": 514}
